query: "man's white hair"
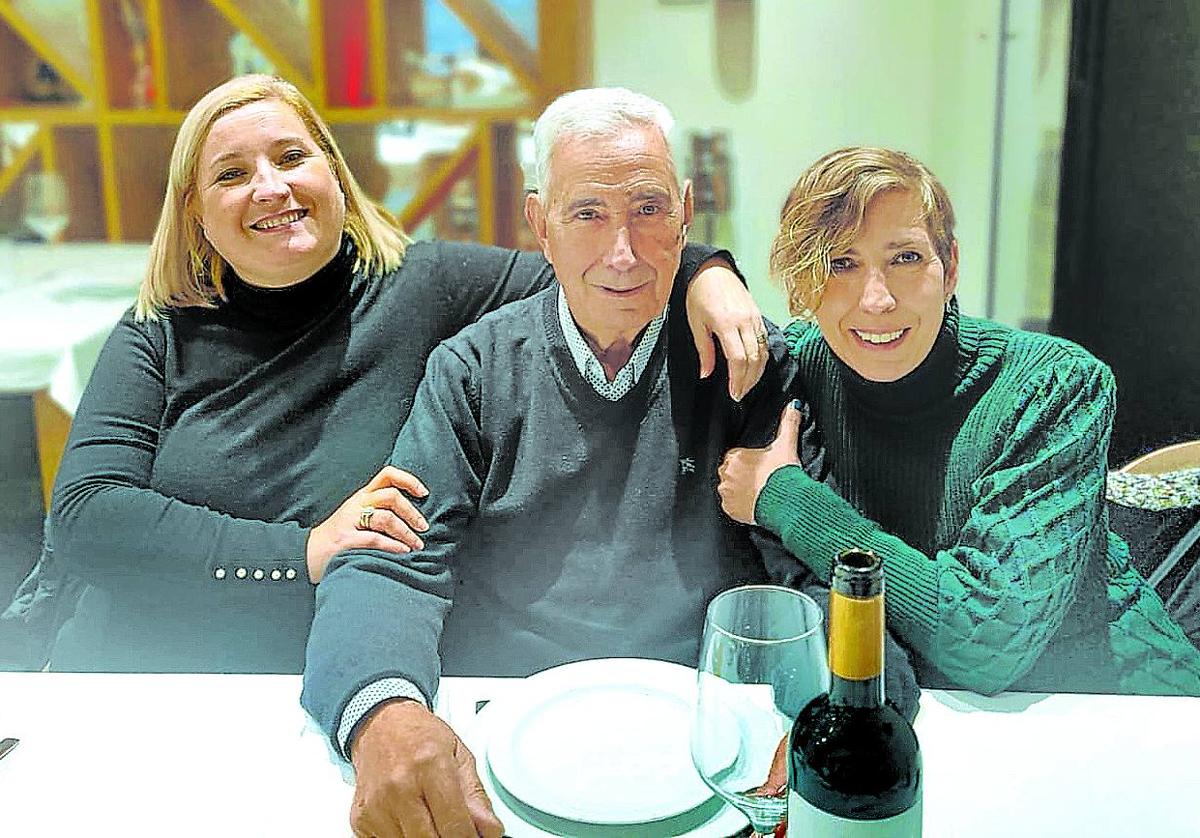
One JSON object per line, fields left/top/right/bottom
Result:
{"left": 531, "top": 87, "right": 677, "bottom": 197}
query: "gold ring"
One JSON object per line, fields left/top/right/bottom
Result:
{"left": 755, "top": 332, "right": 768, "bottom": 346}
{"left": 357, "top": 506, "right": 376, "bottom": 530}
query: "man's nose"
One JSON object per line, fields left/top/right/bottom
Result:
{"left": 250, "top": 164, "right": 288, "bottom": 202}
{"left": 604, "top": 225, "right": 638, "bottom": 271}
{"left": 859, "top": 267, "right": 897, "bottom": 314}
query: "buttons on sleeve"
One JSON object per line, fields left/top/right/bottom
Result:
{"left": 214, "top": 565, "right": 301, "bottom": 582}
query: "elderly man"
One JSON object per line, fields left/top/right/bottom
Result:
{"left": 301, "top": 88, "right": 821, "bottom": 836}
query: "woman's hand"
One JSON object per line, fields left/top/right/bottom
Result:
{"left": 685, "top": 257, "right": 768, "bottom": 402}
{"left": 718, "top": 401, "right": 804, "bottom": 525}
{"left": 306, "top": 466, "right": 430, "bottom": 583}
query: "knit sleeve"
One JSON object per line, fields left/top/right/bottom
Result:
{"left": 50, "top": 312, "right": 309, "bottom": 585}
{"left": 302, "top": 341, "right": 481, "bottom": 749}
{"left": 756, "top": 354, "right": 1116, "bottom": 694}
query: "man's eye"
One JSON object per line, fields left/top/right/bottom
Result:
{"left": 894, "top": 250, "right": 922, "bottom": 264}
{"left": 638, "top": 203, "right": 660, "bottom": 216}
{"left": 576, "top": 209, "right": 599, "bottom": 221}
{"left": 830, "top": 257, "right": 855, "bottom": 273}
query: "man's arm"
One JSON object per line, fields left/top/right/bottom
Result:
{"left": 302, "top": 342, "right": 484, "bottom": 750}
{"left": 301, "top": 341, "right": 504, "bottom": 836}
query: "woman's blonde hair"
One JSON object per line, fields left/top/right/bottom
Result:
{"left": 136, "top": 74, "right": 409, "bottom": 319}
{"left": 770, "top": 146, "right": 955, "bottom": 319}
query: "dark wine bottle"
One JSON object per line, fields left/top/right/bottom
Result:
{"left": 787, "top": 549, "right": 922, "bottom": 836}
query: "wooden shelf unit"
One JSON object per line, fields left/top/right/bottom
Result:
{"left": 0, "top": 0, "right": 591, "bottom": 246}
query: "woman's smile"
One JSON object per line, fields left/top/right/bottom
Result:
{"left": 850, "top": 327, "right": 909, "bottom": 347}
{"left": 249, "top": 207, "right": 309, "bottom": 232}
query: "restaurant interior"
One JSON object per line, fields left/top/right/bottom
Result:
{"left": 0, "top": 1, "right": 1197, "bottom": 836}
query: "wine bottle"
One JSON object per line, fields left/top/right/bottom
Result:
{"left": 787, "top": 549, "right": 922, "bottom": 836}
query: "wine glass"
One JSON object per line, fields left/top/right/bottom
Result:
{"left": 23, "top": 171, "right": 70, "bottom": 243}
{"left": 691, "top": 584, "right": 828, "bottom": 836}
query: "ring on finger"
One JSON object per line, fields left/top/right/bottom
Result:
{"left": 357, "top": 506, "right": 376, "bottom": 531}
{"left": 755, "top": 331, "right": 768, "bottom": 347}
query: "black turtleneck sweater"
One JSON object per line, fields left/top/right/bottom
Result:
{"left": 43, "top": 240, "right": 728, "bottom": 673}
{"left": 757, "top": 302, "right": 1200, "bottom": 696}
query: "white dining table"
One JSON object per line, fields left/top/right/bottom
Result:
{"left": 0, "top": 242, "right": 147, "bottom": 410}
{"left": 0, "top": 671, "right": 1196, "bottom": 838}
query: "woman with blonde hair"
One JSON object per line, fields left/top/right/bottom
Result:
{"left": 719, "top": 146, "right": 1200, "bottom": 695}
{"left": 4, "top": 75, "right": 763, "bottom": 673}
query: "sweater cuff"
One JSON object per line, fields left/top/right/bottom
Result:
{"left": 755, "top": 464, "right": 942, "bottom": 650}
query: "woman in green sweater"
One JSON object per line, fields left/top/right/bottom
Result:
{"left": 718, "top": 146, "right": 1200, "bottom": 695}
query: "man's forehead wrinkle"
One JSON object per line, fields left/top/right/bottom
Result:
{"left": 550, "top": 170, "right": 679, "bottom": 212}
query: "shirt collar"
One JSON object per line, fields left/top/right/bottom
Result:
{"left": 556, "top": 286, "right": 668, "bottom": 401}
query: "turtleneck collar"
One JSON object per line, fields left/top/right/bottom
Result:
{"left": 835, "top": 297, "right": 971, "bottom": 416}
{"left": 221, "top": 235, "right": 356, "bottom": 328}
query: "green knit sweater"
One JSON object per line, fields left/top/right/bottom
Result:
{"left": 756, "top": 303, "right": 1200, "bottom": 695}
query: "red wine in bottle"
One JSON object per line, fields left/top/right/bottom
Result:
{"left": 787, "top": 549, "right": 922, "bottom": 836}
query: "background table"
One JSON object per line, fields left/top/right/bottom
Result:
{"left": 0, "top": 242, "right": 147, "bottom": 507}
{"left": 1, "top": 672, "right": 1197, "bottom": 837}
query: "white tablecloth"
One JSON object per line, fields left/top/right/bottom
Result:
{"left": 0, "top": 242, "right": 147, "bottom": 411}
{"left": 0, "top": 672, "right": 1197, "bottom": 837}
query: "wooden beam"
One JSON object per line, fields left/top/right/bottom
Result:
{"left": 32, "top": 390, "right": 72, "bottom": 512}
{"left": 85, "top": 0, "right": 121, "bottom": 240}
{"left": 399, "top": 125, "right": 484, "bottom": 230}
{"left": 207, "top": 0, "right": 315, "bottom": 98}
{"left": 0, "top": 0, "right": 96, "bottom": 101}
{"left": 144, "top": 0, "right": 169, "bottom": 111}
{"left": 537, "top": 0, "right": 592, "bottom": 103}
{"left": 0, "top": 127, "right": 41, "bottom": 198}
{"left": 441, "top": 0, "right": 540, "bottom": 96}
{"left": 308, "top": 0, "right": 327, "bottom": 107}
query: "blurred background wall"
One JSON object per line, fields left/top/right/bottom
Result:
{"left": 593, "top": 0, "right": 1072, "bottom": 328}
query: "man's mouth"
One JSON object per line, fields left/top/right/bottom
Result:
{"left": 850, "top": 327, "right": 907, "bottom": 346}
{"left": 598, "top": 281, "right": 651, "bottom": 297}
{"left": 250, "top": 208, "right": 307, "bottom": 231}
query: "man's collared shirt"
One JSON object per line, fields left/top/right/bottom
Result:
{"left": 557, "top": 286, "right": 668, "bottom": 401}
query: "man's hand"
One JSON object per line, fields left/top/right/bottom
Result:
{"left": 717, "top": 401, "right": 804, "bottom": 524}
{"left": 349, "top": 700, "right": 504, "bottom": 838}
{"left": 306, "top": 466, "right": 430, "bottom": 583}
{"left": 685, "top": 257, "right": 768, "bottom": 402}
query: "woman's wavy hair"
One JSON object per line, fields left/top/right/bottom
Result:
{"left": 136, "top": 74, "right": 410, "bottom": 320}
{"left": 771, "top": 146, "right": 956, "bottom": 320}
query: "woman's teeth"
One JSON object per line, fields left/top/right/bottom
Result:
{"left": 852, "top": 328, "right": 905, "bottom": 345}
{"left": 253, "top": 209, "right": 305, "bottom": 230}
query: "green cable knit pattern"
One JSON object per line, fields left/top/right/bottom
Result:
{"left": 756, "top": 305, "right": 1200, "bottom": 695}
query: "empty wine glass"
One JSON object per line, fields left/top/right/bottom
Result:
{"left": 691, "top": 584, "right": 828, "bottom": 836}
{"left": 23, "top": 171, "right": 69, "bottom": 243}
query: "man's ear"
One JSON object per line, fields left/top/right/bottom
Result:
{"left": 943, "top": 239, "right": 959, "bottom": 299}
{"left": 681, "top": 179, "right": 694, "bottom": 237}
{"left": 524, "top": 192, "right": 552, "bottom": 262}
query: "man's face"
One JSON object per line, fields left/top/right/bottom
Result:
{"left": 525, "top": 125, "right": 693, "bottom": 348}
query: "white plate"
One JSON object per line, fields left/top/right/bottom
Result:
{"left": 485, "top": 658, "right": 719, "bottom": 826}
